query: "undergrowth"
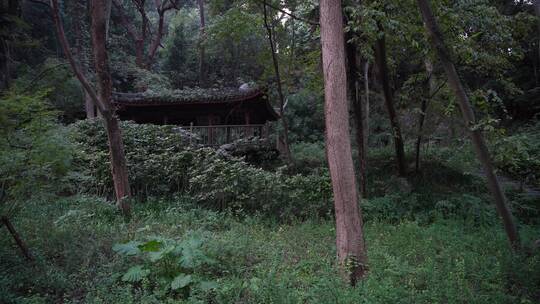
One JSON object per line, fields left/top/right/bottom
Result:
{"left": 1, "top": 196, "right": 539, "bottom": 303}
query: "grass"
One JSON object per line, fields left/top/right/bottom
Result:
{"left": 1, "top": 194, "right": 539, "bottom": 304}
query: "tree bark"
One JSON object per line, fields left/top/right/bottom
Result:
{"left": 197, "top": 0, "right": 207, "bottom": 86}
{"left": 320, "top": 0, "right": 367, "bottom": 284}
{"left": 374, "top": 24, "right": 407, "bottom": 176}
{"left": 417, "top": 0, "right": 520, "bottom": 250}
{"left": 0, "top": 37, "right": 10, "bottom": 91}
{"left": 112, "top": 0, "right": 145, "bottom": 68}
{"left": 363, "top": 61, "right": 370, "bottom": 152}
{"left": 345, "top": 35, "right": 367, "bottom": 197}
{"left": 263, "top": 1, "right": 292, "bottom": 165}
{"left": 51, "top": 0, "right": 131, "bottom": 217}
{"left": 535, "top": 0, "right": 540, "bottom": 81}
{"left": 1, "top": 216, "right": 33, "bottom": 261}
{"left": 0, "top": 0, "right": 19, "bottom": 91}
{"left": 415, "top": 59, "right": 433, "bottom": 172}
{"left": 90, "top": 0, "right": 132, "bottom": 216}
{"left": 73, "top": 2, "right": 96, "bottom": 119}
{"left": 84, "top": 92, "right": 96, "bottom": 118}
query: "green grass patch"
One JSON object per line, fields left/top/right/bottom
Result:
{"left": 1, "top": 196, "right": 538, "bottom": 303}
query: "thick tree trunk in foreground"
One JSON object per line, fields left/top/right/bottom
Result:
{"left": 52, "top": 0, "right": 131, "bottom": 217}
{"left": 263, "top": 1, "right": 292, "bottom": 164}
{"left": 197, "top": 0, "right": 207, "bottom": 86}
{"left": 320, "top": 0, "right": 367, "bottom": 284}
{"left": 345, "top": 37, "right": 367, "bottom": 197}
{"left": 417, "top": 0, "right": 520, "bottom": 250}
{"left": 90, "top": 0, "right": 132, "bottom": 216}
{"left": 374, "top": 26, "right": 407, "bottom": 176}
{"left": 1, "top": 216, "right": 33, "bottom": 261}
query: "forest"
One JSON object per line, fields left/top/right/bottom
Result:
{"left": 1, "top": 0, "right": 540, "bottom": 303}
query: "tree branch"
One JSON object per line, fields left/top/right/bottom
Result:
{"left": 255, "top": 0, "right": 319, "bottom": 26}
{"left": 113, "top": 0, "right": 141, "bottom": 41}
{"left": 50, "top": 0, "right": 105, "bottom": 113}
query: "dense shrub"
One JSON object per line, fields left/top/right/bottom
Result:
{"left": 490, "top": 123, "right": 540, "bottom": 186}
{"left": 290, "top": 141, "right": 327, "bottom": 174}
{"left": 0, "top": 90, "right": 74, "bottom": 217}
{"left": 69, "top": 120, "right": 332, "bottom": 219}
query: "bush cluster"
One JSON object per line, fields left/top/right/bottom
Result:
{"left": 490, "top": 122, "right": 540, "bottom": 187}
{"left": 69, "top": 120, "right": 332, "bottom": 219}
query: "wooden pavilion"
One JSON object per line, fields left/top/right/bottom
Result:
{"left": 112, "top": 87, "right": 279, "bottom": 146}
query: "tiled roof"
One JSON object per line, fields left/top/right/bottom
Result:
{"left": 112, "top": 87, "right": 265, "bottom": 106}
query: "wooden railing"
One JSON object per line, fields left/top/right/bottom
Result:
{"left": 183, "top": 124, "right": 270, "bottom": 146}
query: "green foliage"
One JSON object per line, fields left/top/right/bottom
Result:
{"left": 162, "top": 9, "right": 200, "bottom": 88}
{"left": 70, "top": 120, "right": 332, "bottom": 219}
{"left": 1, "top": 196, "right": 539, "bottom": 303}
{"left": 491, "top": 123, "right": 540, "bottom": 186}
{"left": 113, "top": 231, "right": 218, "bottom": 299}
{"left": 290, "top": 141, "right": 327, "bottom": 173}
{"left": 0, "top": 90, "right": 73, "bottom": 216}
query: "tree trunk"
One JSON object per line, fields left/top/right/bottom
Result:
{"left": 0, "top": 37, "right": 9, "bottom": 91}
{"left": 73, "top": 3, "right": 96, "bottom": 119}
{"left": 415, "top": 59, "right": 433, "bottom": 172}
{"left": 263, "top": 1, "right": 292, "bottom": 165}
{"left": 374, "top": 25, "right": 407, "bottom": 176}
{"left": 345, "top": 35, "right": 367, "bottom": 197}
{"left": 535, "top": 0, "right": 540, "bottom": 84}
{"left": 417, "top": 0, "right": 520, "bottom": 250}
{"left": 112, "top": 0, "right": 145, "bottom": 69}
{"left": 147, "top": 12, "right": 164, "bottom": 65}
{"left": 0, "top": 0, "right": 18, "bottom": 91}
{"left": 197, "top": 0, "right": 207, "bottom": 86}
{"left": 320, "top": 0, "right": 367, "bottom": 284}
{"left": 90, "top": 0, "right": 132, "bottom": 217}
{"left": 51, "top": 0, "right": 132, "bottom": 217}
{"left": 363, "top": 61, "right": 370, "bottom": 152}
{"left": 1, "top": 216, "right": 33, "bottom": 261}
{"left": 85, "top": 92, "right": 96, "bottom": 118}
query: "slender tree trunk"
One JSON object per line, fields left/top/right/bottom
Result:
{"left": 112, "top": 0, "right": 145, "bottom": 69}
{"left": 320, "top": 0, "right": 367, "bottom": 284}
{"left": 0, "top": 37, "right": 9, "bottom": 91}
{"left": 263, "top": 1, "right": 292, "bottom": 164}
{"left": 374, "top": 24, "right": 407, "bottom": 176}
{"left": 139, "top": 0, "right": 148, "bottom": 68}
{"left": 105, "top": 0, "right": 112, "bottom": 39}
{"left": 147, "top": 11, "right": 164, "bottom": 65}
{"left": 197, "top": 0, "right": 207, "bottom": 86}
{"left": 363, "top": 61, "right": 370, "bottom": 151}
{"left": 0, "top": 0, "right": 18, "bottom": 91}
{"left": 51, "top": 0, "right": 131, "bottom": 217}
{"left": 73, "top": 3, "right": 96, "bottom": 119}
{"left": 1, "top": 216, "right": 33, "bottom": 261}
{"left": 417, "top": 0, "right": 520, "bottom": 250}
{"left": 345, "top": 35, "right": 367, "bottom": 197}
{"left": 415, "top": 59, "right": 433, "bottom": 172}
{"left": 84, "top": 92, "right": 96, "bottom": 118}
{"left": 90, "top": 0, "right": 132, "bottom": 216}
{"left": 535, "top": 0, "right": 540, "bottom": 84}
